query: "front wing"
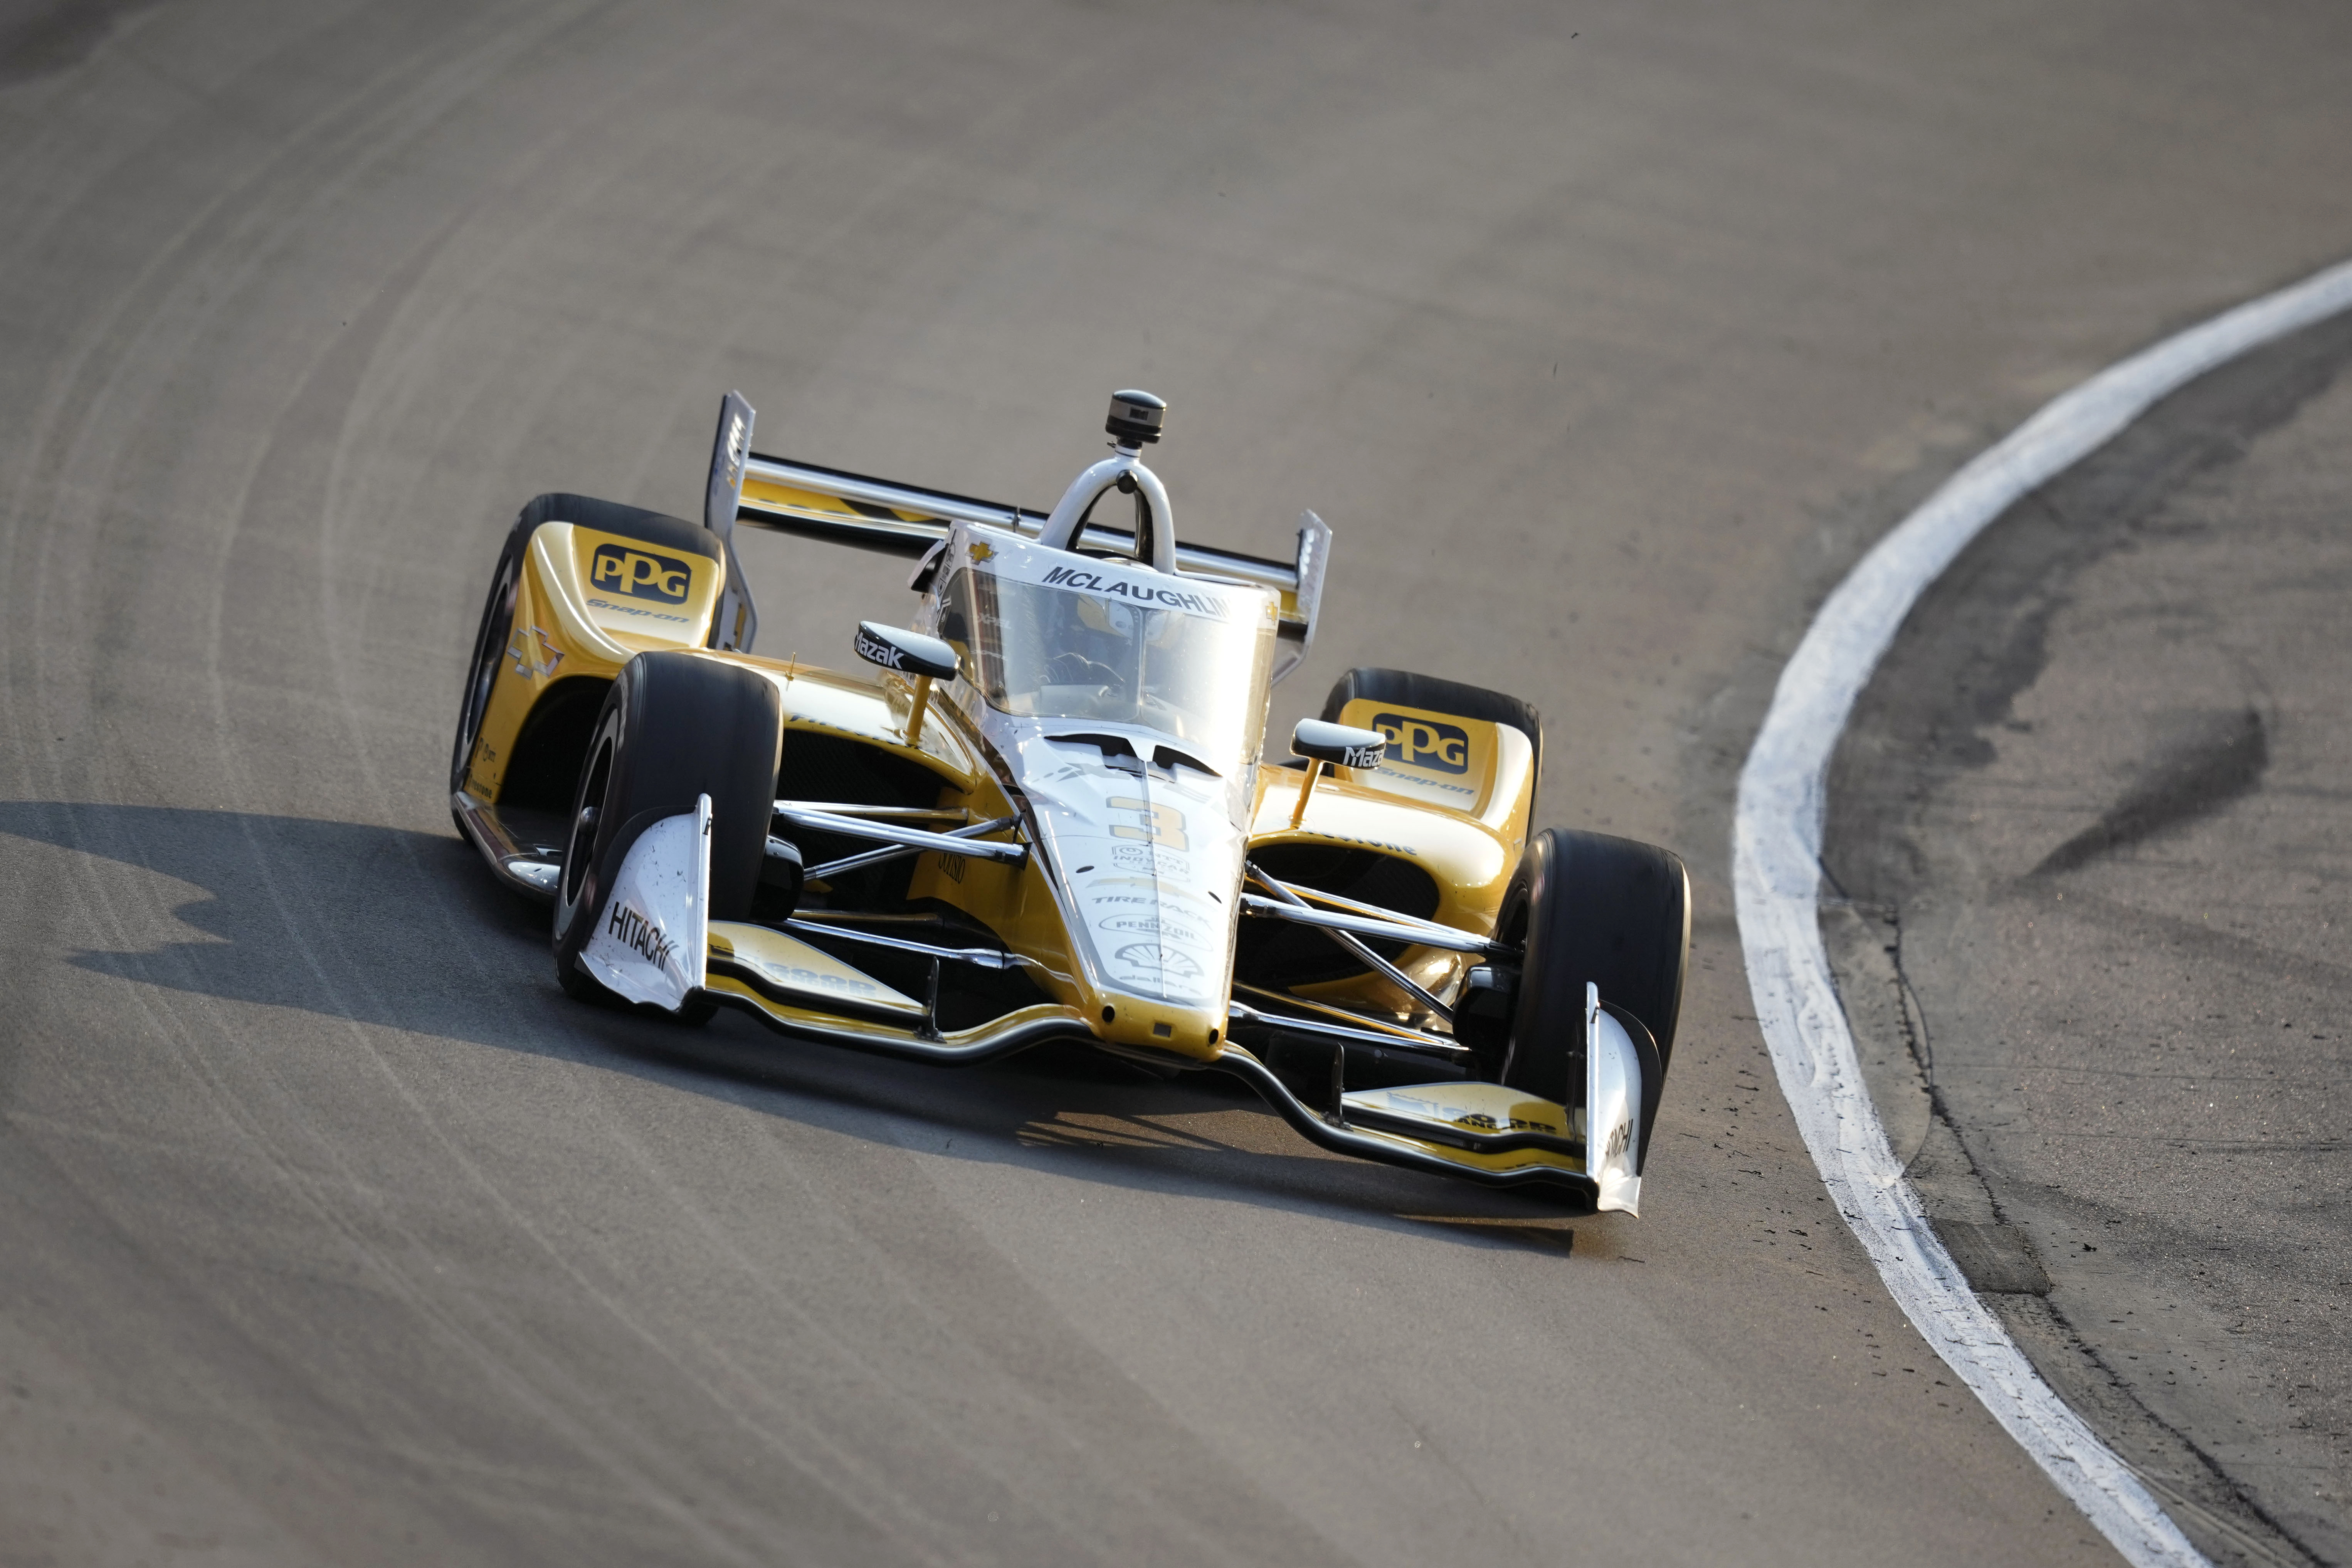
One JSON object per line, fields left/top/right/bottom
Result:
{"left": 588, "top": 800, "right": 1642, "bottom": 1213}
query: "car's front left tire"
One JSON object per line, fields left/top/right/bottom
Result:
{"left": 551, "top": 651, "right": 782, "bottom": 1016}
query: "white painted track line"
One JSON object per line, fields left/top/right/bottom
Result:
{"left": 1733, "top": 255, "right": 2352, "bottom": 1568}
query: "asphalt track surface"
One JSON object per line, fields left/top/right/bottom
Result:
{"left": 1, "top": 3, "right": 2349, "bottom": 1564}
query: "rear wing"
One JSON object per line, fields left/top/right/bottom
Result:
{"left": 734, "top": 451, "right": 1331, "bottom": 683}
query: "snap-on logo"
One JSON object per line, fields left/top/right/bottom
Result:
{"left": 590, "top": 544, "right": 692, "bottom": 603}
{"left": 1372, "top": 713, "right": 1470, "bottom": 775}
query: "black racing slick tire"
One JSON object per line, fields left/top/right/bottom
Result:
{"left": 551, "top": 652, "right": 781, "bottom": 1014}
{"left": 1486, "top": 829, "right": 1689, "bottom": 1145}
{"left": 451, "top": 527, "right": 526, "bottom": 802}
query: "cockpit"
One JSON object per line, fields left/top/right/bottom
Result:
{"left": 933, "top": 555, "right": 1277, "bottom": 762}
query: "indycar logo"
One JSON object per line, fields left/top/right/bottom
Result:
{"left": 1371, "top": 713, "right": 1470, "bottom": 776}
{"left": 590, "top": 543, "right": 693, "bottom": 603}
{"left": 1110, "top": 843, "right": 1188, "bottom": 876}
{"left": 605, "top": 900, "right": 678, "bottom": 970}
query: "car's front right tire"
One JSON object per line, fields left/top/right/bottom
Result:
{"left": 1467, "top": 828, "right": 1689, "bottom": 1157}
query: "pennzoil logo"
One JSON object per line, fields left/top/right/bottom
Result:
{"left": 590, "top": 543, "right": 693, "bottom": 603}
{"left": 1371, "top": 713, "right": 1470, "bottom": 775}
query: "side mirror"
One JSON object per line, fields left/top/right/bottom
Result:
{"left": 1291, "top": 719, "right": 1386, "bottom": 770}
{"left": 854, "top": 622, "right": 960, "bottom": 682}
{"left": 1286, "top": 719, "right": 1385, "bottom": 829}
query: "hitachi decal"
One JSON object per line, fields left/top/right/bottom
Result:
{"left": 607, "top": 901, "right": 678, "bottom": 969}
{"left": 1041, "top": 565, "right": 1230, "bottom": 618}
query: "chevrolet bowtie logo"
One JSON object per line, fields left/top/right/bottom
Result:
{"left": 508, "top": 625, "right": 563, "bottom": 679}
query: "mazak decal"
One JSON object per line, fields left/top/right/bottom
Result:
{"left": 853, "top": 624, "right": 907, "bottom": 670}
{"left": 590, "top": 543, "right": 693, "bottom": 604}
{"left": 1040, "top": 564, "right": 1231, "bottom": 619}
{"left": 1372, "top": 713, "right": 1471, "bottom": 775}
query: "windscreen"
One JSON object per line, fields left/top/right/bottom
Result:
{"left": 936, "top": 565, "right": 1274, "bottom": 764}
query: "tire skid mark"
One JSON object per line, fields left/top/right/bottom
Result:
{"left": 1735, "top": 255, "right": 2352, "bottom": 1568}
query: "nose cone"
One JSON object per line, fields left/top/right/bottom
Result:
{"left": 1009, "top": 730, "right": 1244, "bottom": 1058}
{"left": 1093, "top": 992, "right": 1227, "bottom": 1059}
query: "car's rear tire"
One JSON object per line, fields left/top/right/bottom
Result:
{"left": 1320, "top": 667, "right": 1542, "bottom": 769}
{"left": 1474, "top": 828, "right": 1688, "bottom": 1151}
{"left": 552, "top": 651, "right": 781, "bottom": 1018}
{"left": 451, "top": 525, "right": 527, "bottom": 803}
{"left": 452, "top": 494, "right": 725, "bottom": 809}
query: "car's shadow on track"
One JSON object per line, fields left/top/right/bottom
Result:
{"left": 0, "top": 801, "right": 1611, "bottom": 1256}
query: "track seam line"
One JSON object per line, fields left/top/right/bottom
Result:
{"left": 1732, "top": 254, "right": 2352, "bottom": 1568}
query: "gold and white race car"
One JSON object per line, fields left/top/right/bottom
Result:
{"left": 451, "top": 390, "right": 1688, "bottom": 1212}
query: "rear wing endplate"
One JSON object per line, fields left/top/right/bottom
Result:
{"left": 736, "top": 451, "right": 1331, "bottom": 683}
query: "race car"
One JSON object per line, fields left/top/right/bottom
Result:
{"left": 450, "top": 390, "right": 1689, "bottom": 1213}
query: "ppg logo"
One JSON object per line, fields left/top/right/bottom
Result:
{"left": 590, "top": 543, "right": 692, "bottom": 603}
{"left": 1371, "top": 713, "right": 1470, "bottom": 775}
